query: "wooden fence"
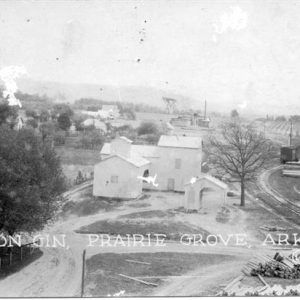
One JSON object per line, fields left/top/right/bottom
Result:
{"left": 0, "top": 241, "right": 40, "bottom": 271}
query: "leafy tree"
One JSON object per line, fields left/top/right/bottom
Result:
{"left": 0, "top": 126, "right": 66, "bottom": 235}
{"left": 39, "top": 121, "right": 55, "bottom": 142}
{"left": 209, "top": 121, "right": 275, "bottom": 206}
{"left": 144, "top": 133, "right": 160, "bottom": 144}
{"left": 53, "top": 130, "right": 66, "bottom": 146}
{"left": 120, "top": 106, "right": 136, "bottom": 120}
{"left": 39, "top": 110, "right": 50, "bottom": 122}
{"left": 25, "top": 109, "right": 38, "bottom": 119}
{"left": 0, "top": 100, "right": 18, "bottom": 128}
{"left": 57, "top": 113, "right": 71, "bottom": 131}
{"left": 52, "top": 104, "right": 73, "bottom": 120}
{"left": 78, "top": 130, "right": 105, "bottom": 149}
{"left": 15, "top": 92, "right": 53, "bottom": 111}
{"left": 230, "top": 109, "right": 239, "bottom": 118}
{"left": 26, "top": 118, "right": 38, "bottom": 129}
{"left": 137, "top": 122, "right": 159, "bottom": 135}
{"left": 73, "top": 114, "right": 85, "bottom": 131}
{"left": 116, "top": 124, "right": 137, "bottom": 141}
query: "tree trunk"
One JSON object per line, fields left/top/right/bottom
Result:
{"left": 240, "top": 179, "right": 245, "bottom": 206}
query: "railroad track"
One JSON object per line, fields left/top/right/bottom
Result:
{"left": 253, "top": 166, "right": 300, "bottom": 224}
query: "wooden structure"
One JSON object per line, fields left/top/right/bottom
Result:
{"left": 183, "top": 174, "right": 228, "bottom": 211}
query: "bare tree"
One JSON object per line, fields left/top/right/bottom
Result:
{"left": 208, "top": 121, "right": 275, "bottom": 206}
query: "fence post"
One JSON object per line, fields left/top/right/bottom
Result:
{"left": 30, "top": 246, "right": 34, "bottom": 255}
{"left": 81, "top": 249, "right": 86, "bottom": 297}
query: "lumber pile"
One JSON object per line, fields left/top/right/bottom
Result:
{"left": 220, "top": 252, "right": 300, "bottom": 296}
{"left": 259, "top": 225, "right": 289, "bottom": 232}
{"left": 243, "top": 252, "right": 300, "bottom": 279}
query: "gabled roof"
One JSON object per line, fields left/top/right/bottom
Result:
{"left": 118, "top": 136, "right": 132, "bottom": 144}
{"left": 185, "top": 174, "right": 228, "bottom": 190}
{"left": 100, "top": 143, "right": 159, "bottom": 158}
{"left": 158, "top": 135, "right": 202, "bottom": 149}
{"left": 133, "top": 145, "right": 159, "bottom": 158}
{"left": 97, "top": 154, "right": 150, "bottom": 168}
{"left": 101, "top": 143, "right": 111, "bottom": 155}
{"left": 82, "top": 119, "right": 107, "bottom": 131}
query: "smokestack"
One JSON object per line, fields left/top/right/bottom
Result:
{"left": 204, "top": 100, "right": 207, "bottom": 119}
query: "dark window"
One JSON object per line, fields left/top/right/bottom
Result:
{"left": 142, "top": 169, "right": 149, "bottom": 182}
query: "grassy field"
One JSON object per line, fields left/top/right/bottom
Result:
{"left": 84, "top": 252, "right": 233, "bottom": 296}
{"left": 269, "top": 169, "right": 300, "bottom": 203}
{"left": 119, "top": 210, "right": 176, "bottom": 219}
{"left": 127, "top": 202, "right": 151, "bottom": 208}
{"left": 76, "top": 217, "right": 210, "bottom": 241}
{"left": 55, "top": 146, "right": 100, "bottom": 181}
{"left": 55, "top": 146, "right": 100, "bottom": 165}
{"left": 60, "top": 189, "right": 123, "bottom": 218}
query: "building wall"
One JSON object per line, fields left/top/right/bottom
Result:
{"left": 144, "top": 147, "right": 202, "bottom": 192}
{"left": 183, "top": 179, "right": 227, "bottom": 211}
{"left": 93, "top": 156, "right": 147, "bottom": 199}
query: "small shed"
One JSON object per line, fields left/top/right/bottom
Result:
{"left": 183, "top": 174, "right": 228, "bottom": 212}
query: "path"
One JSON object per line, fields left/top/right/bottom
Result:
{"left": 0, "top": 187, "right": 279, "bottom": 297}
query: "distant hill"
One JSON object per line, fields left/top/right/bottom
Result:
{"left": 17, "top": 78, "right": 194, "bottom": 111}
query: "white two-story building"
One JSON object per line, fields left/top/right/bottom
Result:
{"left": 95, "top": 135, "right": 203, "bottom": 197}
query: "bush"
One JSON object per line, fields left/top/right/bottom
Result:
{"left": 116, "top": 125, "right": 137, "bottom": 141}
{"left": 74, "top": 170, "right": 87, "bottom": 185}
{"left": 53, "top": 131, "right": 66, "bottom": 146}
{"left": 73, "top": 115, "right": 85, "bottom": 131}
{"left": 144, "top": 133, "right": 160, "bottom": 144}
{"left": 137, "top": 122, "right": 159, "bottom": 135}
{"left": 26, "top": 118, "right": 38, "bottom": 129}
{"left": 57, "top": 113, "right": 71, "bottom": 131}
{"left": 77, "top": 130, "right": 105, "bottom": 149}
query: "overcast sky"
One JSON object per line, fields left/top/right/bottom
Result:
{"left": 0, "top": 0, "right": 300, "bottom": 114}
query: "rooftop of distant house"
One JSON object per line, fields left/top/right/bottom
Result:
{"left": 102, "top": 104, "right": 119, "bottom": 111}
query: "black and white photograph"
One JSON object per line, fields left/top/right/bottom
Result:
{"left": 1, "top": 0, "right": 300, "bottom": 297}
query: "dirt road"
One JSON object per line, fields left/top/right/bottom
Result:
{"left": 0, "top": 188, "right": 276, "bottom": 297}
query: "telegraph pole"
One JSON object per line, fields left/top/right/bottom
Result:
{"left": 289, "top": 119, "right": 293, "bottom": 147}
{"left": 81, "top": 249, "right": 86, "bottom": 297}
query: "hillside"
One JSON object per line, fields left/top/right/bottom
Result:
{"left": 17, "top": 78, "right": 194, "bottom": 111}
